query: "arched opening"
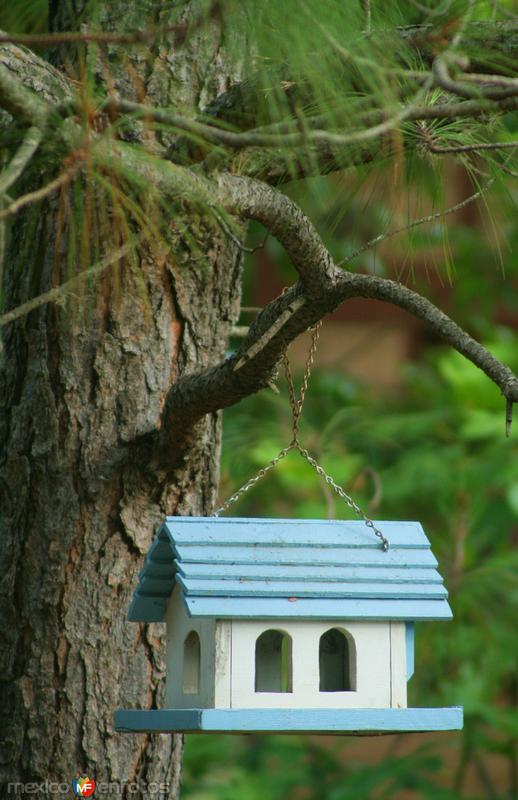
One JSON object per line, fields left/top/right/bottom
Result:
{"left": 255, "top": 629, "right": 293, "bottom": 693}
{"left": 182, "top": 630, "right": 201, "bottom": 694}
{"left": 319, "top": 628, "right": 355, "bottom": 692}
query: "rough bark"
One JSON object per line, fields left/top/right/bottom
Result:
{"left": 0, "top": 2, "right": 243, "bottom": 797}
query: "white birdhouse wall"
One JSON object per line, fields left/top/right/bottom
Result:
{"left": 165, "top": 585, "right": 216, "bottom": 709}
{"left": 229, "top": 620, "right": 407, "bottom": 710}
{"left": 165, "top": 586, "right": 408, "bottom": 710}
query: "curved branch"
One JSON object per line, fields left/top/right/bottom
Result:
{"left": 0, "top": 125, "right": 43, "bottom": 195}
{"left": 159, "top": 174, "right": 518, "bottom": 458}
{"left": 0, "top": 40, "right": 71, "bottom": 122}
{"left": 95, "top": 90, "right": 518, "bottom": 161}
{"left": 214, "top": 94, "right": 518, "bottom": 184}
{"left": 339, "top": 272, "right": 518, "bottom": 406}
{"left": 216, "top": 174, "right": 334, "bottom": 299}
{"left": 0, "top": 62, "right": 49, "bottom": 126}
{"left": 0, "top": 39, "right": 515, "bottom": 454}
{"left": 433, "top": 53, "right": 518, "bottom": 101}
{"left": 216, "top": 176, "right": 518, "bottom": 410}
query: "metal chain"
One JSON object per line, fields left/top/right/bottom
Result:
{"left": 283, "top": 320, "right": 322, "bottom": 441}
{"left": 213, "top": 321, "right": 390, "bottom": 551}
{"left": 296, "top": 446, "right": 389, "bottom": 551}
{"left": 213, "top": 444, "right": 295, "bottom": 517}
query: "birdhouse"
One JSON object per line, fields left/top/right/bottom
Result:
{"left": 115, "top": 517, "right": 463, "bottom": 734}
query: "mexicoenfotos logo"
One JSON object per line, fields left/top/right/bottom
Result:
{"left": 71, "top": 777, "right": 96, "bottom": 797}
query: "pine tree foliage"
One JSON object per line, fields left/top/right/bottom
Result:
{"left": 1, "top": 0, "right": 518, "bottom": 308}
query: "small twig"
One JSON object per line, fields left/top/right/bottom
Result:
{"left": 0, "top": 240, "right": 137, "bottom": 328}
{"left": 363, "top": 466, "right": 383, "bottom": 514}
{"left": 0, "top": 126, "right": 43, "bottom": 196}
{"left": 0, "top": 203, "right": 5, "bottom": 298}
{"left": 211, "top": 207, "right": 246, "bottom": 248}
{"left": 246, "top": 234, "right": 270, "bottom": 254}
{"left": 490, "top": 0, "right": 518, "bottom": 20}
{"left": 426, "top": 139, "right": 518, "bottom": 154}
{"left": 433, "top": 53, "right": 518, "bottom": 101}
{"left": 0, "top": 6, "right": 219, "bottom": 49}
{"left": 232, "top": 296, "right": 306, "bottom": 371}
{"left": 0, "top": 165, "right": 81, "bottom": 222}
{"left": 506, "top": 398, "right": 513, "bottom": 437}
{"left": 363, "top": 0, "right": 372, "bottom": 34}
{"left": 418, "top": 119, "right": 518, "bottom": 161}
{"left": 84, "top": 92, "right": 518, "bottom": 167}
{"left": 407, "top": 0, "right": 454, "bottom": 16}
{"left": 230, "top": 325, "right": 249, "bottom": 338}
{"left": 211, "top": 208, "right": 269, "bottom": 253}
{"left": 339, "top": 180, "right": 492, "bottom": 266}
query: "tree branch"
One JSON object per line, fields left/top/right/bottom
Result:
{"left": 0, "top": 61, "right": 49, "bottom": 127}
{"left": 0, "top": 39, "right": 71, "bottom": 121}
{"left": 425, "top": 138, "right": 518, "bottom": 154}
{"left": 339, "top": 271, "right": 518, "bottom": 408}
{"left": 338, "top": 179, "right": 493, "bottom": 266}
{"left": 216, "top": 174, "right": 334, "bottom": 299}
{"left": 0, "top": 162, "right": 81, "bottom": 221}
{"left": 159, "top": 173, "right": 518, "bottom": 457}
{"left": 433, "top": 52, "right": 518, "bottom": 101}
{"left": 208, "top": 94, "right": 518, "bottom": 184}
{"left": 99, "top": 91, "right": 518, "bottom": 160}
{"left": 0, "top": 125, "right": 43, "bottom": 195}
{"left": 0, "top": 22, "right": 190, "bottom": 48}
{"left": 0, "top": 35, "right": 515, "bottom": 453}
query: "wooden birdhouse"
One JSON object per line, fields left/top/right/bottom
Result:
{"left": 115, "top": 517, "right": 463, "bottom": 734}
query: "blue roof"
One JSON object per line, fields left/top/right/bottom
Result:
{"left": 128, "top": 517, "right": 452, "bottom": 623}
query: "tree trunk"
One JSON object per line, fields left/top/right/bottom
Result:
{"left": 0, "top": 2, "right": 242, "bottom": 796}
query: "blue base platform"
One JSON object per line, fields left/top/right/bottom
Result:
{"left": 114, "top": 707, "right": 463, "bottom": 735}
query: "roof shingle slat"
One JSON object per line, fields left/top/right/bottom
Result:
{"left": 184, "top": 596, "right": 453, "bottom": 620}
{"left": 163, "top": 518, "right": 429, "bottom": 549}
{"left": 174, "top": 545, "right": 438, "bottom": 568}
{"left": 177, "top": 576, "right": 448, "bottom": 599}
{"left": 176, "top": 562, "right": 443, "bottom": 584}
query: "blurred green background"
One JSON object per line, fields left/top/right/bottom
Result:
{"left": 181, "top": 171, "right": 518, "bottom": 799}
